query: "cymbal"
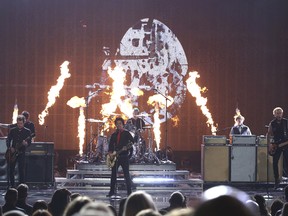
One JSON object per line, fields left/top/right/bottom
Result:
{"left": 135, "top": 114, "right": 152, "bottom": 117}
{"left": 86, "top": 119, "right": 105, "bottom": 123}
{"left": 109, "top": 113, "right": 121, "bottom": 116}
{"left": 143, "top": 125, "right": 153, "bottom": 129}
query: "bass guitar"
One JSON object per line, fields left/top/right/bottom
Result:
{"left": 5, "top": 133, "right": 34, "bottom": 163}
{"left": 268, "top": 139, "right": 288, "bottom": 156}
{"left": 106, "top": 142, "right": 133, "bottom": 168}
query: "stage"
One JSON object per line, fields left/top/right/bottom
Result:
{"left": 0, "top": 159, "right": 287, "bottom": 211}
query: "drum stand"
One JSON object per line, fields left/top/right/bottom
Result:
{"left": 144, "top": 128, "right": 161, "bottom": 164}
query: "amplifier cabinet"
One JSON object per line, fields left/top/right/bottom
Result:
{"left": 203, "top": 135, "right": 227, "bottom": 145}
{"left": 26, "top": 142, "right": 54, "bottom": 155}
{"left": 25, "top": 154, "right": 54, "bottom": 183}
{"left": 230, "top": 135, "right": 256, "bottom": 145}
{"left": 257, "top": 145, "right": 282, "bottom": 182}
{"left": 230, "top": 145, "right": 256, "bottom": 182}
{"left": 258, "top": 136, "right": 267, "bottom": 145}
{"left": 0, "top": 137, "right": 7, "bottom": 154}
{"left": 25, "top": 142, "right": 54, "bottom": 183}
{"left": 201, "top": 144, "right": 229, "bottom": 182}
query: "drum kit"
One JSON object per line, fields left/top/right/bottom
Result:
{"left": 85, "top": 113, "right": 161, "bottom": 164}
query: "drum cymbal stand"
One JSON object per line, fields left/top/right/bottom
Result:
{"left": 83, "top": 89, "right": 101, "bottom": 161}
{"left": 144, "top": 127, "right": 161, "bottom": 164}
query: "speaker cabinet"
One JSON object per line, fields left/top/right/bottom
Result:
{"left": 201, "top": 144, "right": 229, "bottom": 182}
{"left": 257, "top": 145, "right": 283, "bottom": 182}
{"left": 25, "top": 155, "right": 54, "bottom": 183}
{"left": 230, "top": 145, "right": 256, "bottom": 182}
{"left": 0, "top": 137, "right": 7, "bottom": 154}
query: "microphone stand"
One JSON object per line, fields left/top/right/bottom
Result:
{"left": 84, "top": 89, "right": 102, "bottom": 160}
{"left": 215, "top": 127, "right": 231, "bottom": 133}
{"left": 154, "top": 88, "right": 171, "bottom": 163}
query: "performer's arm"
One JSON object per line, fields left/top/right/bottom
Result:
{"left": 267, "top": 123, "right": 273, "bottom": 146}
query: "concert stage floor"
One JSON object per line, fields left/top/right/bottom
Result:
{"left": 0, "top": 161, "right": 287, "bottom": 211}
{"left": 0, "top": 178, "right": 287, "bottom": 212}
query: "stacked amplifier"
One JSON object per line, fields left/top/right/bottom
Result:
{"left": 229, "top": 135, "right": 257, "bottom": 182}
{"left": 202, "top": 135, "right": 281, "bottom": 182}
{"left": 25, "top": 142, "right": 54, "bottom": 183}
{"left": 201, "top": 135, "right": 229, "bottom": 182}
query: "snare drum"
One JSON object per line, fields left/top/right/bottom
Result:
{"left": 95, "top": 136, "right": 108, "bottom": 157}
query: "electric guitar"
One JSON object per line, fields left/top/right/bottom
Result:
{"left": 106, "top": 141, "right": 133, "bottom": 168}
{"left": 268, "top": 139, "right": 288, "bottom": 156}
{"left": 5, "top": 133, "right": 34, "bottom": 163}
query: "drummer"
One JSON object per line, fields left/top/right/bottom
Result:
{"left": 126, "top": 107, "right": 145, "bottom": 143}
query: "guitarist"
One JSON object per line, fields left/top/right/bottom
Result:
{"left": 106, "top": 117, "right": 134, "bottom": 197}
{"left": 267, "top": 107, "right": 288, "bottom": 189}
{"left": 6, "top": 115, "right": 32, "bottom": 188}
{"left": 0, "top": 110, "right": 36, "bottom": 140}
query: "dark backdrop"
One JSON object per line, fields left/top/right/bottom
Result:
{"left": 1, "top": 0, "right": 288, "bottom": 171}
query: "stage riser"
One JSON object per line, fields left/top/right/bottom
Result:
{"left": 56, "top": 162, "right": 202, "bottom": 198}
{"left": 75, "top": 163, "right": 177, "bottom": 171}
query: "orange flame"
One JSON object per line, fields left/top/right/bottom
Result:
{"left": 147, "top": 94, "right": 174, "bottom": 109}
{"left": 153, "top": 103, "right": 161, "bottom": 151}
{"left": 38, "top": 61, "right": 71, "bottom": 125}
{"left": 130, "top": 88, "right": 144, "bottom": 96}
{"left": 12, "top": 102, "right": 18, "bottom": 124}
{"left": 78, "top": 107, "right": 85, "bottom": 156}
{"left": 147, "top": 93, "right": 174, "bottom": 150}
{"left": 171, "top": 115, "right": 180, "bottom": 127}
{"left": 186, "top": 71, "right": 217, "bottom": 135}
{"left": 100, "top": 67, "right": 134, "bottom": 130}
{"left": 67, "top": 96, "right": 86, "bottom": 156}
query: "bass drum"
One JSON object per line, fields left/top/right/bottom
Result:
{"left": 124, "top": 122, "right": 136, "bottom": 138}
{"left": 129, "top": 145, "right": 138, "bottom": 164}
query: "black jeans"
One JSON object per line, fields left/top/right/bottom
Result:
{"left": 7, "top": 153, "right": 26, "bottom": 187}
{"left": 273, "top": 148, "right": 288, "bottom": 180}
{"left": 109, "top": 155, "right": 132, "bottom": 195}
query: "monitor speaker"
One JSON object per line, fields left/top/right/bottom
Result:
{"left": 25, "top": 155, "right": 54, "bottom": 183}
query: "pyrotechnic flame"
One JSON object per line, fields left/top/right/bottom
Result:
{"left": 38, "top": 61, "right": 71, "bottom": 125}
{"left": 153, "top": 104, "right": 161, "bottom": 151}
{"left": 67, "top": 96, "right": 86, "bottom": 108}
{"left": 12, "top": 102, "right": 18, "bottom": 124}
{"left": 100, "top": 67, "right": 134, "bottom": 130}
{"left": 130, "top": 88, "right": 144, "bottom": 96}
{"left": 186, "top": 71, "right": 217, "bottom": 135}
{"left": 171, "top": 116, "right": 180, "bottom": 127}
{"left": 147, "top": 94, "right": 174, "bottom": 109}
{"left": 67, "top": 96, "right": 86, "bottom": 156}
{"left": 78, "top": 107, "right": 85, "bottom": 156}
{"left": 147, "top": 93, "right": 174, "bottom": 149}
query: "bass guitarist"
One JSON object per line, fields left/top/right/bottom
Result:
{"left": 106, "top": 117, "right": 134, "bottom": 197}
{"left": 6, "top": 115, "right": 32, "bottom": 188}
{"left": 267, "top": 107, "right": 288, "bottom": 189}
